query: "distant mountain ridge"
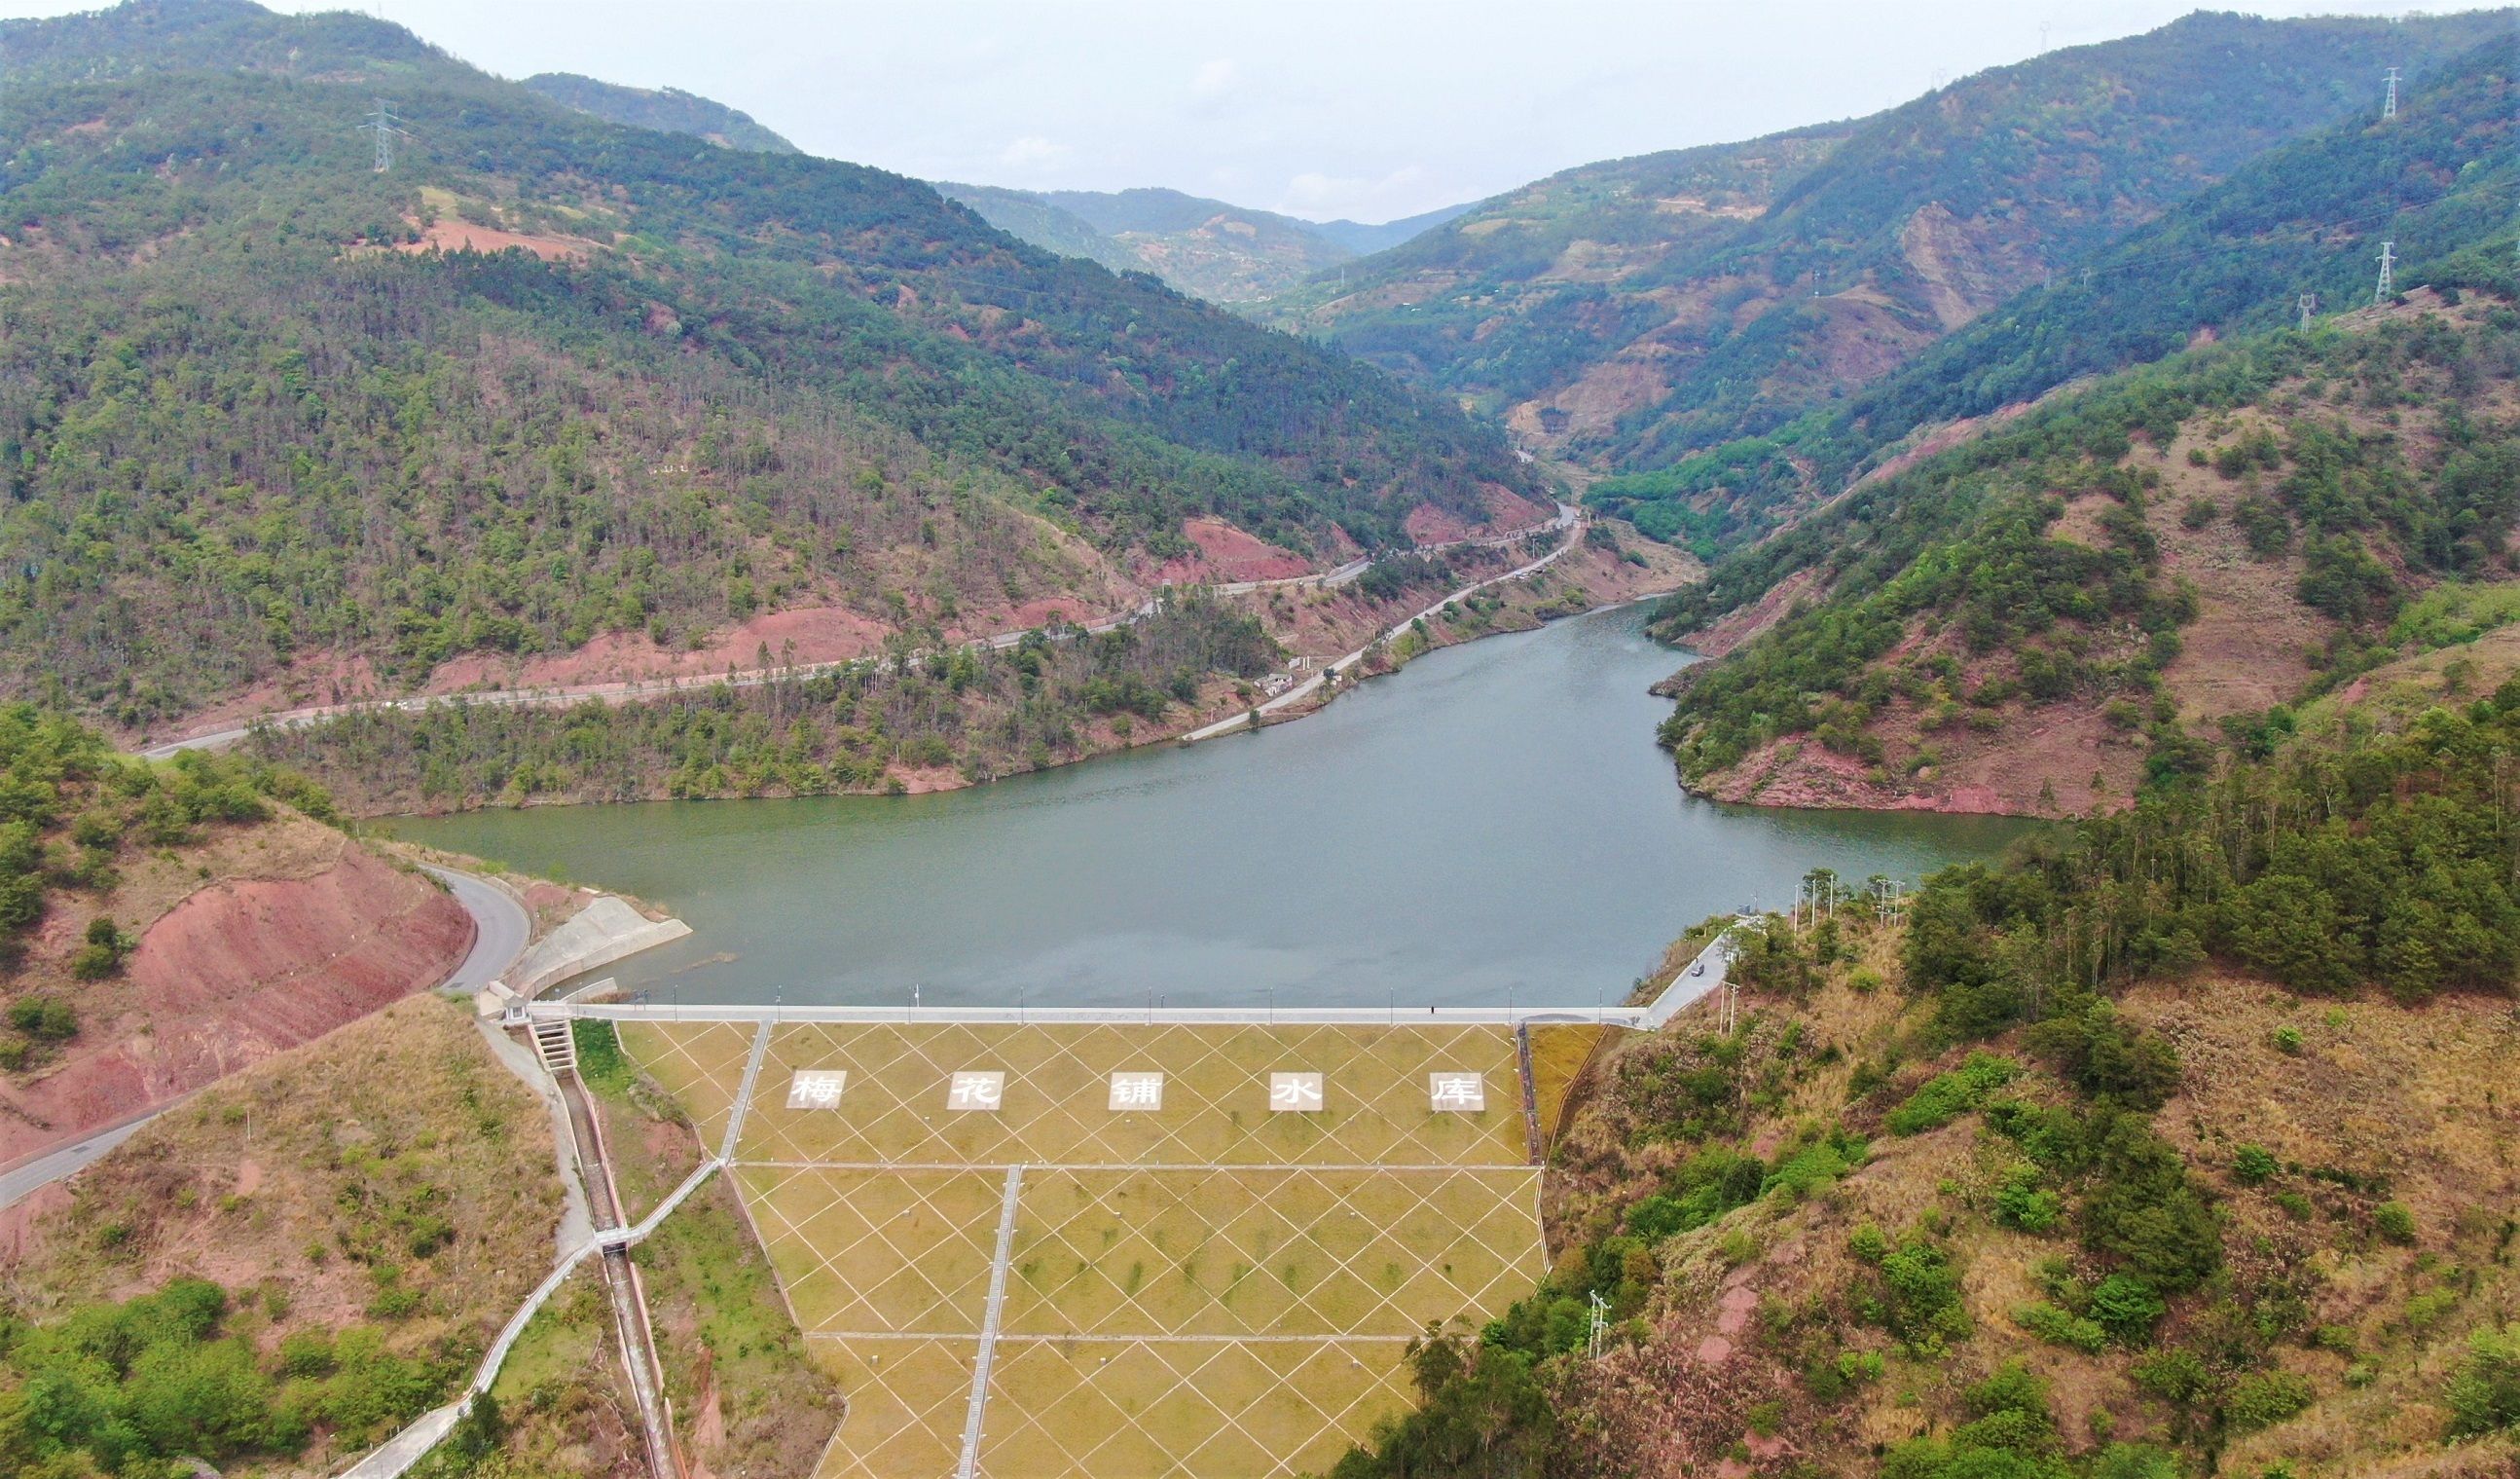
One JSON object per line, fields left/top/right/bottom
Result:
{"left": 941, "top": 183, "right": 1473, "bottom": 302}
{"left": 499, "top": 61, "right": 1479, "bottom": 304}
{"left": 1263, "top": 9, "right": 2512, "bottom": 479}
{"left": 521, "top": 71, "right": 799, "bottom": 154}
{"left": 1591, "top": 28, "right": 2520, "bottom": 551}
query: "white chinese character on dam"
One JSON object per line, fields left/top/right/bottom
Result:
{"left": 1269, "top": 1072, "right": 1324, "bottom": 1113}
{"left": 947, "top": 1071, "right": 1004, "bottom": 1112}
{"left": 785, "top": 1069, "right": 848, "bottom": 1110}
{"left": 1108, "top": 1072, "right": 1166, "bottom": 1110}
{"left": 1427, "top": 1072, "right": 1485, "bottom": 1113}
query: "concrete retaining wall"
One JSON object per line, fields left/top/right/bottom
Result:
{"left": 507, "top": 897, "right": 690, "bottom": 1000}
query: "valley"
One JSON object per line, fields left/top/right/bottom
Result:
{"left": 0, "top": 3, "right": 2516, "bottom": 1479}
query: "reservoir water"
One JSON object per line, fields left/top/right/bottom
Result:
{"left": 390, "top": 604, "right": 2034, "bottom": 1009}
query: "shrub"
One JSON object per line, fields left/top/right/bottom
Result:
{"left": 2130, "top": 1348, "right": 2212, "bottom": 1406}
{"left": 2016, "top": 1301, "right": 2107, "bottom": 1353}
{"left": 2233, "top": 1144, "right": 2278, "bottom": 1184}
{"left": 8, "top": 994, "right": 78, "bottom": 1042}
{"left": 1885, "top": 1053, "right": 2019, "bottom": 1135}
{"left": 1762, "top": 1128, "right": 1868, "bottom": 1201}
{"left": 2374, "top": 1202, "right": 2417, "bottom": 1244}
{"left": 276, "top": 1330, "right": 336, "bottom": 1378}
{"left": 2225, "top": 1370, "right": 2315, "bottom": 1431}
{"left": 2092, "top": 1444, "right": 2181, "bottom": 1479}
{"left": 2446, "top": 1326, "right": 2520, "bottom": 1437}
{"left": 2088, "top": 1274, "right": 2168, "bottom": 1343}
{"left": 2271, "top": 1025, "right": 2305, "bottom": 1054}
{"left": 1994, "top": 1165, "right": 2063, "bottom": 1233}
{"left": 1878, "top": 1237, "right": 1972, "bottom": 1350}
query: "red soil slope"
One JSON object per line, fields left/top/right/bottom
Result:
{"left": 0, "top": 847, "right": 473, "bottom": 1165}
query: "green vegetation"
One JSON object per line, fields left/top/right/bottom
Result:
{"left": 1898, "top": 680, "right": 2520, "bottom": 1004}
{"left": 2448, "top": 1326, "right": 2520, "bottom": 1437}
{"left": 1276, "top": 14, "right": 2503, "bottom": 496}
{"left": 0, "top": 703, "right": 334, "bottom": 1060}
{"left": 1883, "top": 1052, "right": 2018, "bottom": 1135}
{"left": 0, "top": 1278, "right": 457, "bottom": 1475}
{"left": 0, "top": 1, "right": 1537, "bottom": 727}
{"left": 246, "top": 594, "right": 1279, "bottom": 812}
{"left": 519, "top": 72, "right": 798, "bottom": 153}
{"left": 1572, "top": 29, "right": 2515, "bottom": 555}
{"left": 1655, "top": 304, "right": 2520, "bottom": 799}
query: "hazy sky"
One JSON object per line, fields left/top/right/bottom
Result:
{"left": 0, "top": 0, "right": 2464, "bottom": 221}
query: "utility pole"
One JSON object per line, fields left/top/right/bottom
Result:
{"left": 364, "top": 100, "right": 410, "bottom": 172}
{"left": 2383, "top": 66, "right": 2399, "bottom": 121}
{"left": 2298, "top": 292, "right": 2317, "bottom": 332}
{"left": 2374, "top": 240, "right": 2396, "bottom": 305}
{"left": 1587, "top": 1290, "right": 1610, "bottom": 1358}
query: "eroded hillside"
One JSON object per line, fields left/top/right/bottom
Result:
{"left": 0, "top": 0, "right": 1544, "bottom": 739}
{"left": 1333, "top": 688, "right": 2520, "bottom": 1476}
{"left": 1653, "top": 296, "right": 2520, "bottom": 817}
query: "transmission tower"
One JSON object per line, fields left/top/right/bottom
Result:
{"left": 363, "top": 101, "right": 411, "bottom": 172}
{"left": 2374, "top": 241, "right": 2396, "bottom": 304}
{"left": 2298, "top": 292, "right": 2317, "bottom": 331}
{"left": 2383, "top": 66, "right": 2400, "bottom": 120}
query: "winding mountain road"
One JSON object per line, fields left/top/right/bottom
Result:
{"left": 135, "top": 506, "right": 1572, "bottom": 759}
{"left": 1183, "top": 501, "right": 1587, "bottom": 743}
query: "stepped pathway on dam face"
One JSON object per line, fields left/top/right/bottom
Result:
{"left": 613, "top": 1013, "right": 1613, "bottom": 1479}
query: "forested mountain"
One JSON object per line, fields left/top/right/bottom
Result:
{"left": 1650, "top": 289, "right": 2520, "bottom": 819}
{"left": 1264, "top": 11, "right": 2509, "bottom": 480}
{"left": 1338, "top": 687, "right": 2520, "bottom": 1476}
{"left": 520, "top": 72, "right": 800, "bottom": 154}
{"left": 1595, "top": 31, "right": 2520, "bottom": 551}
{"left": 931, "top": 181, "right": 1151, "bottom": 278}
{"left": 0, "top": 0, "right": 1541, "bottom": 733}
{"left": 940, "top": 183, "right": 1468, "bottom": 302}
{"left": 1304, "top": 201, "right": 1477, "bottom": 257}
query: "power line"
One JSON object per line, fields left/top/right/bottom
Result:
{"left": 2052, "top": 175, "right": 2517, "bottom": 288}
{"left": 362, "top": 100, "right": 413, "bottom": 173}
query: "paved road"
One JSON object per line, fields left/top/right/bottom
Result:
{"left": 1183, "top": 503, "right": 1588, "bottom": 743}
{"left": 134, "top": 512, "right": 1572, "bottom": 759}
{"left": 0, "top": 1113, "right": 157, "bottom": 1212}
{"left": 0, "top": 866, "right": 533, "bottom": 1212}
{"left": 424, "top": 867, "right": 532, "bottom": 994}
{"left": 1641, "top": 925, "right": 1743, "bottom": 1030}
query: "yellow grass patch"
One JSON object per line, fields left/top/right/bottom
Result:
{"left": 977, "top": 1338, "right": 1415, "bottom": 1479}
{"left": 731, "top": 1021, "right": 1526, "bottom": 1168}
{"left": 1004, "top": 1167, "right": 1541, "bottom": 1339}
{"left": 807, "top": 1337, "right": 978, "bottom": 1479}
{"left": 618, "top": 1018, "right": 758, "bottom": 1151}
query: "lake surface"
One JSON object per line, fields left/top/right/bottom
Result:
{"left": 391, "top": 604, "right": 2035, "bottom": 1009}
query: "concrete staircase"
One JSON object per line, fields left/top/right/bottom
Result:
{"left": 531, "top": 1017, "right": 578, "bottom": 1075}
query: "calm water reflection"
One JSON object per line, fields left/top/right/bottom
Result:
{"left": 391, "top": 604, "right": 2035, "bottom": 1008}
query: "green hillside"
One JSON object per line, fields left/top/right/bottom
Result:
{"left": 931, "top": 181, "right": 1150, "bottom": 277}
{"left": 1267, "top": 11, "right": 2508, "bottom": 482}
{"left": 1649, "top": 292, "right": 2520, "bottom": 818}
{"left": 946, "top": 184, "right": 1358, "bottom": 302}
{"left": 1336, "top": 689, "right": 2520, "bottom": 1477}
{"left": 0, "top": 0, "right": 1540, "bottom": 731}
{"left": 1597, "top": 31, "right": 2519, "bottom": 553}
{"left": 521, "top": 72, "right": 800, "bottom": 154}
